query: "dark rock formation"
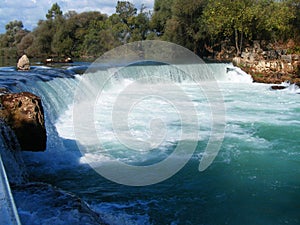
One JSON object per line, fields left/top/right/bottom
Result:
{"left": 17, "top": 54, "right": 30, "bottom": 71}
{"left": 270, "top": 85, "right": 288, "bottom": 90}
{"left": 0, "top": 92, "right": 46, "bottom": 151}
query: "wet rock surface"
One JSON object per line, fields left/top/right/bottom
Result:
{"left": 0, "top": 92, "right": 46, "bottom": 151}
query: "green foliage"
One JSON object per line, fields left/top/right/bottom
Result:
{"left": 113, "top": 2, "right": 151, "bottom": 43}
{"left": 5, "top": 20, "right": 23, "bottom": 34}
{"left": 128, "top": 5, "right": 151, "bottom": 42}
{"left": 0, "top": 0, "right": 299, "bottom": 59}
{"left": 150, "top": 0, "right": 173, "bottom": 35}
{"left": 287, "top": 45, "right": 300, "bottom": 54}
{"left": 202, "top": 0, "right": 296, "bottom": 55}
{"left": 163, "top": 0, "right": 208, "bottom": 53}
{"left": 16, "top": 33, "right": 34, "bottom": 55}
{"left": 254, "top": 0, "right": 295, "bottom": 40}
{"left": 0, "top": 20, "right": 28, "bottom": 57}
{"left": 46, "top": 3, "right": 63, "bottom": 20}
{"left": 116, "top": 1, "right": 137, "bottom": 24}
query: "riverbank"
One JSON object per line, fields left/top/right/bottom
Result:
{"left": 233, "top": 56, "right": 300, "bottom": 84}
{"left": 230, "top": 41, "right": 300, "bottom": 84}
{"left": 2, "top": 47, "right": 300, "bottom": 85}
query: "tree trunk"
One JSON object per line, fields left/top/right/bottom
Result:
{"left": 239, "top": 31, "right": 243, "bottom": 56}
{"left": 235, "top": 28, "right": 241, "bottom": 56}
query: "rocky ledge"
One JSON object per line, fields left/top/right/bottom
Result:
{"left": 232, "top": 41, "right": 300, "bottom": 84}
{"left": 0, "top": 91, "right": 47, "bottom": 151}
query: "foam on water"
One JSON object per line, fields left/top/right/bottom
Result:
{"left": 1, "top": 63, "right": 300, "bottom": 224}
{"left": 208, "top": 63, "right": 253, "bottom": 83}
{"left": 13, "top": 182, "right": 103, "bottom": 225}
{"left": 54, "top": 63, "right": 295, "bottom": 169}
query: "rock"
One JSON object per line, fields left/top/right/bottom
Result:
{"left": 281, "top": 54, "right": 292, "bottom": 63}
{"left": 17, "top": 54, "right": 30, "bottom": 71}
{"left": 45, "top": 58, "right": 54, "bottom": 64}
{"left": 249, "top": 53, "right": 257, "bottom": 63}
{"left": 43, "top": 57, "right": 73, "bottom": 64}
{"left": 292, "top": 55, "right": 299, "bottom": 61}
{"left": 64, "top": 57, "right": 73, "bottom": 63}
{"left": 282, "top": 49, "right": 288, "bottom": 55}
{"left": 232, "top": 57, "right": 241, "bottom": 66}
{"left": 276, "top": 49, "right": 283, "bottom": 56}
{"left": 270, "top": 85, "right": 287, "bottom": 90}
{"left": 253, "top": 41, "right": 261, "bottom": 51}
{"left": 257, "top": 60, "right": 266, "bottom": 71}
{"left": 266, "top": 50, "right": 279, "bottom": 60}
{"left": 0, "top": 87, "right": 9, "bottom": 95}
{"left": 0, "top": 92, "right": 47, "bottom": 151}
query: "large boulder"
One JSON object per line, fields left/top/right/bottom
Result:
{"left": 17, "top": 54, "right": 30, "bottom": 71}
{"left": 0, "top": 92, "right": 46, "bottom": 151}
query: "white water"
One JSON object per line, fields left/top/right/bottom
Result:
{"left": 54, "top": 63, "right": 251, "bottom": 167}
{"left": 4, "top": 62, "right": 300, "bottom": 224}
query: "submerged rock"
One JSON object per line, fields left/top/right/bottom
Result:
{"left": 0, "top": 92, "right": 46, "bottom": 151}
{"left": 270, "top": 85, "right": 287, "bottom": 90}
{"left": 13, "top": 182, "right": 106, "bottom": 225}
{"left": 17, "top": 54, "right": 30, "bottom": 71}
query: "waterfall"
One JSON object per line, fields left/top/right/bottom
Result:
{"left": 0, "top": 63, "right": 252, "bottom": 168}
{"left": 0, "top": 62, "right": 252, "bottom": 169}
{"left": 78, "top": 62, "right": 253, "bottom": 88}
{"left": 0, "top": 62, "right": 252, "bottom": 201}
{"left": 3, "top": 62, "right": 299, "bottom": 225}
{"left": 0, "top": 120, "right": 28, "bottom": 184}
{"left": 0, "top": 121, "right": 23, "bottom": 225}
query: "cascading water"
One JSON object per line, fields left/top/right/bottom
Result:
{"left": 1, "top": 62, "right": 300, "bottom": 225}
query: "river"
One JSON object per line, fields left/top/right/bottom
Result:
{"left": 0, "top": 60, "right": 300, "bottom": 225}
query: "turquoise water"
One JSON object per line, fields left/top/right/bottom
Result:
{"left": 1, "top": 63, "right": 300, "bottom": 224}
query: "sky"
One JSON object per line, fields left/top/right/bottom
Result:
{"left": 0, "top": 0, "right": 154, "bottom": 33}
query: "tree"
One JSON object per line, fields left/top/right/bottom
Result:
{"left": 17, "top": 33, "right": 34, "bottom": 56}
{"left": 257, "top": 0, "right": 295, "bottom": 41}
{"left": 127, "top": 5, "right": 151, "bottom": 42}
{"left": 163, "top": 0, "right": 207, "bottom": 54}
{"left": 150, "top": 0, "right": 173, "bottom": 35}
{"left": 81, "top": 18, "right": 108, "bottom": 56}
{"left": 51, "top": 21, "right": 73, "bottom": 56}
{"left": 46, "top": 3, "right": 63, "bottom": 20}
{"left": 116, "top": 1, "right": 137, "bottom": 25}
{"left": 5, "top": 20, "right": 23, "bottom": 34}
{"left": 289, "top": 0, "right": 300, "bottom": 42}
{"left": 30, "top": 20, "right": 54, "bottom": 57}
{"left": 3, "top": 0, "right": 297, "bottom": 60}
{"left": 4, "top": 20, "right": 25, "bottom": 47}
{"left": 203, "top": 0, "right": 253, "bottom": 55}
{"left": 26, "top": 3, "right": 64, "bottom": 57}
{"left": 0, "top": 20, "right": 29, "bottom": 58}
{"left": 66, "top": 11, "right": 108, "bottom": 56}
{"left": 202, "top": 0, "right": 294, "bottom": 56}
{"left": 112, "top": 1, "right": 138, "bottom": 43}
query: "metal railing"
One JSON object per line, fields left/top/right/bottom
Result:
{"left": 0, "top": 154, "right": 21, "bottom": 225}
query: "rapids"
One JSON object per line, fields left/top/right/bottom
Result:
{"left": 1, "top": 62, "right": 299, "bottom": 224}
